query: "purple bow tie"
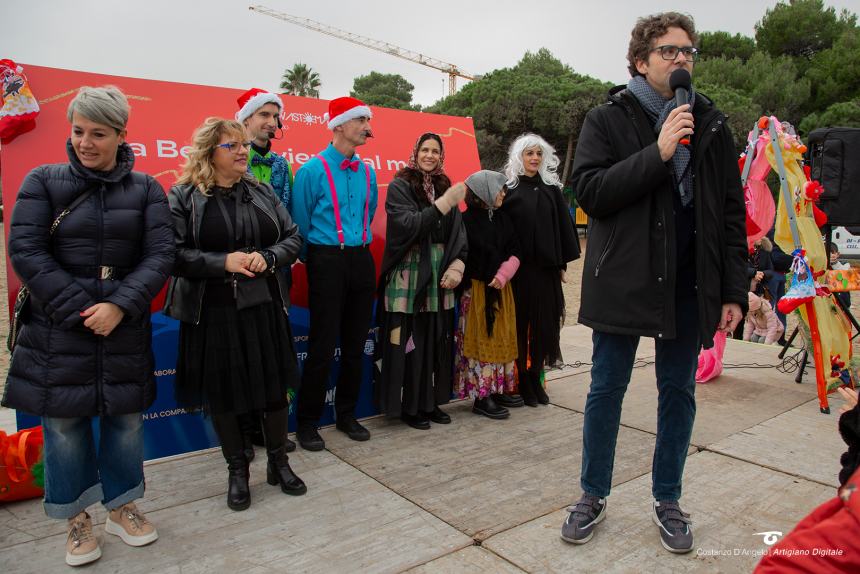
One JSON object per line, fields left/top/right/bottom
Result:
{"left": 340, "top": 159, "right": 361, "bottom": 172}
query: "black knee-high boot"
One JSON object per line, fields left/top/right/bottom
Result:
{"left": 261, "top": 408, "right": 307, "bottom": 496}
{"left": 211, "top": 413, "right": 251, "bottom": 511}
{"left": 517, "top": 360, "right": 538, "bottom": 407}
{"left": 237, "top": 413, "right": 257, "bottom": 462}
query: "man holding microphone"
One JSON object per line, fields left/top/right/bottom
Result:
{"left": 564, "top": 12, "right": 747, "bottom": 553}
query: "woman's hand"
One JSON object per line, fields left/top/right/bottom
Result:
{"left": 445, "top": 182, "right": 467, "bottom": 206}
{"left": 81, "top": 302, "right": 124, "bottom": 337}
{"left": 246, "top": 251, "right": 268, "bottom": 274}
{"left": 435, "top": 182, "right": 467, "bottom": 214}
{"left": 560, "top": 270, "right": 568, "bottom": 283}
{"left": 837, "top": 386, "right": 859, "bottom": 414}
{"left": 488, "top": 277, "right": 502, "bottom": 289}
{"left": 440, "top": 269, "right": 462, "bottom": 289}
{"left": 225, "top": 252, "right": 257, "bottom": 277}
{"left": 440, "top": 258, "right": 465, "bottom": 290}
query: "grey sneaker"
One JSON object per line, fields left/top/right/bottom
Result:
{"left": 560, "top": 493, "right": 606, "bottom": 544}
{"left": 652, "top": 500, "right": 693, "bottom": 553}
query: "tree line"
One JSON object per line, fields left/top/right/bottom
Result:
{"left": 280, "top": 0, "right": 859, "bottom": 175}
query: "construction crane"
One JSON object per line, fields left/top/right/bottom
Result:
{"left": 249, "top": 5, "right": 475, "bottom": 96}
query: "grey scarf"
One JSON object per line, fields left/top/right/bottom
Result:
{"left": 626, "top": 75, "right": 695, "bottom": 207}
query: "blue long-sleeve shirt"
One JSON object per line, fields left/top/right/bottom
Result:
{"left": 290, "top": 143, "right": 378, "bottom": 258}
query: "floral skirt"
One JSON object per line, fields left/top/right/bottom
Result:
{"left": 454, "top": 283, "right": 517, "bottom": 399}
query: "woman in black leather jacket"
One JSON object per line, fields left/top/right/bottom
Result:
{"left": 164, "top": 117, "right": 305, "bottom": 510}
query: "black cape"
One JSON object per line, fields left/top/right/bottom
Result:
{"left": 502, "top": 174, "right": 580, "bottom": 268}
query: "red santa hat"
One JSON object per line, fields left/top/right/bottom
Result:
{"left": 235, "top": 88, "right": 282, "bottom": 123}
{"left": 324, "top": 96, "right": 372, "bottom": 130}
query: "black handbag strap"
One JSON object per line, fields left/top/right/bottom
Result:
{"left": 247, "top": 199, "right": 262, "bottom": 251}
{"left": 50, "top": 186, "right": 97, "bottom": 236}
{"left": 213, "top": 193, "right": 236, "bottom": 252}
{"left": 213, "top": 185, "right": 263, "bottom": 252}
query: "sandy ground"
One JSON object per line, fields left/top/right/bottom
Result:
{"left": 561, "top": 235, "right": 585, "bottom": 326}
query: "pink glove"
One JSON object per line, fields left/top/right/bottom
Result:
{"left": 492, "top": 256, "right": 521, "bottom": 288}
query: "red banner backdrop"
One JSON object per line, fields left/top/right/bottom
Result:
{"left": 1, "top": 65, "right": 481, "bottom": 459}
{"left": 1, "top": 64, "right": 481, "bottom": 310}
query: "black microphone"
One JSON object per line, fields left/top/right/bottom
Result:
{"left": 669, "top": 69, "right": 692, "bottom": 145}
{"left": 670, "top": 68, "right": 691, "bottom": 108}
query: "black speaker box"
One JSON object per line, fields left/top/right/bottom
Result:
{"left": 808, "top": 127, "right": 860, "bottom": 226}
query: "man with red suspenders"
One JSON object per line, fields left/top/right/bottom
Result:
{"left": 290, "top": 97, "right": 378, "bottom": 451}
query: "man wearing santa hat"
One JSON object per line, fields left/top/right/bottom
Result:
{"left": 235, "top": 88, "right": 297, "bottom": 454}
{"left": 290, "top": 97, "right": 378, "bottom": 451}
{"left": 236, "top": 87, "right": 294, "bottom": 208}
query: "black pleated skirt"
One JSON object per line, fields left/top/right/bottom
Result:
{"left": 175, "top": 297, "right": 299, "bottom": 415}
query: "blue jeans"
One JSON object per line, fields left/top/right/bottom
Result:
{"left": 41, "top": 413, "right": 145, "bottom": 519}
{"left": 580, "top": 296, "right": 700, "bottom": 501}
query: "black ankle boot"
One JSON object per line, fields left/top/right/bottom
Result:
{"left": 472, "top": 396, "right": 510, "bottom": 419}
{"left": 225, "top": 454, "right": 251, "bottom": 511}
{"left": 518, "top": 374, "right": 538, "bottom": 407}
{"left": 261, "top": 408, "right": 307, "bottom": 495}
{"left": 533, "top": 372, "right": 550, "bottom": 405}
{"left": 212, "top": 413, "right": 253, "bottom": 511}
{"left": 266, "top": 447, "right": 307, "bottom": 495}
{"left": 491, "top": 393, "right": 525, "bottom": 408}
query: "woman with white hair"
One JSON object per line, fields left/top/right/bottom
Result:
{"left": 3, "top": 86, "right": 174, "bottom": 566}
{"left": 502, "top": 133, "right": 580, "bottom": 406}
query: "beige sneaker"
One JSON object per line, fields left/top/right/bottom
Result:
{"left": 105, "top": 502, "right": 158, "bottom": 547}
{"left": 65, "top": 511, "right": 102, "bottom": 566}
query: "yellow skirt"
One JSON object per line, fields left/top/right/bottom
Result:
{"left": 463, "top": 280, "right": 518, "bottom": 364}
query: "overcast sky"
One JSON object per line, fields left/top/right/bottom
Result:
{"left": 4, "top": 0, "right": 858, "bottom": 107}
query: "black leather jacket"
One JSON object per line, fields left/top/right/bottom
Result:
{"left": 163, "top": 178, "right": 302, "bottom": 324}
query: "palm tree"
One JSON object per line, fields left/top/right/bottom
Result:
{"left": 280, "top": 63, "right": 321, "bottom": 97}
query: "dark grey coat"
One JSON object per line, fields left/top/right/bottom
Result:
{"left": 2, "top": 142, "right": 175, "bottom": 416}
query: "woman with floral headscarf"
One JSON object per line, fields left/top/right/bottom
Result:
{"left": 376, "top": 132, "right": 467, "bottom": 429}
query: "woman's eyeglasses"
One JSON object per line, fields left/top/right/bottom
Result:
{"left": 215, "top": 141, "right": 252, "bottom": 153}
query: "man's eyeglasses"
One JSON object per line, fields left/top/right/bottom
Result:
{"left": 215, "top": 141, "right": 251, "bottom": 153}
{"left": 652, "top": 45, "right": 698, "bottom": 62}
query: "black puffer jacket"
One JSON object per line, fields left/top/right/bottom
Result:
{"left": 162, "top": 179, "right": 302, "bottom": 324}
{"left": 572, "top": 86, "right": 748, "bottom": 347}
{"left": 2, "top": 142, "right": 175, "bottom": 416}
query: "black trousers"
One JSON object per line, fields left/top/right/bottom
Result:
{"left": 297, "top": 244, "right": 376, "bottom": 428}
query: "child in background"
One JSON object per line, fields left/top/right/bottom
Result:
{"left": 743, "top": 291, "right": 784, "bottom": 345}
{"left": 454, "top": 170, "right": 521, "bottom": 420}
{"left": 830, "top": 244, "right": 852, "bottom": 310}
